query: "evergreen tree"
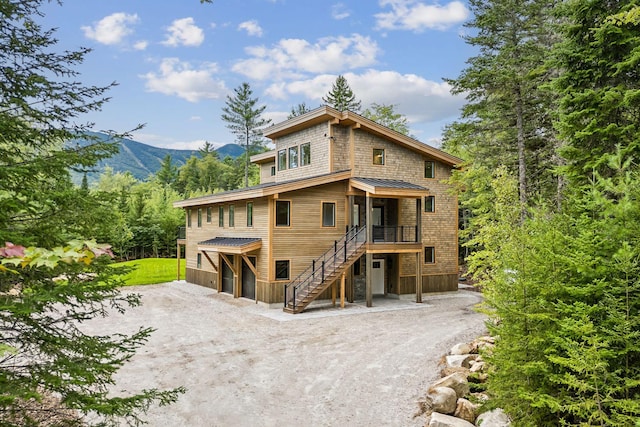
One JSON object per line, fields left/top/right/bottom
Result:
{"left": 221, "top": 82, "right": 271, "bottom": 188}
{"left": 0, "top": 1, "right": 183, "bottom": 423}
{"left": 444, "top": 0, "right": 558, "bottom": 210}
{"left": 362, "top": 103, "right": 410, "bottom": 135}
{"left": 322, "top": 75, "right": 361, "bottom": 112}
{"left": 553, "top": 0, "right": 640, "bottom": 185}
{"left": 156, "top": 154, "right": 178, "bottom": 187}
{"left": 287, "top": 102, "right": 312, "bottom": 119}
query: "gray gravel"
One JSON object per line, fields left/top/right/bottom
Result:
{"left": 86, "top": 281, "right": 486, "bottom": 427}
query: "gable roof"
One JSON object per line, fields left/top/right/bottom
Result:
{"left": 258, "top": 106, "right": 462, "bottom": 167}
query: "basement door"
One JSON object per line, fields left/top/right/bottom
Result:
{"left": 241, "top": 257, "right": 256, "bottom": 300}
{"left": 221, "top": 257, "right": 234, "bottom": 294}
{"left": 372, "top": 259, "right": 385, "bottom": 295}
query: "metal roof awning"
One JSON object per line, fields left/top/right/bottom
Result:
{"left": 197, "top": 237, "right": 262, "bottom": 254}
{"left": 350, "top": 177, "right": 429, "bottom": 198}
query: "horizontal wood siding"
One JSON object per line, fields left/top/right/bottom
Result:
{"left": 186, "top": 267, "right": 217, "bottom": 289}
{"left": 398, "top": 273, "right": 458, "bottom": 294}
{"left": 272, "top": 181, "right": 348, "bottom": 282}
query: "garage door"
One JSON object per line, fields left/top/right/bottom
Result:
{"left": 241, "top": 257, "right": 256, "bottom": 300}
{"left": 221, "top": 257, "right": 234, "bottom": 294}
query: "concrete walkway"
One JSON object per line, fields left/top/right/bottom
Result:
{"left": 86, "top": 281, "right": 486, "bottom": 427}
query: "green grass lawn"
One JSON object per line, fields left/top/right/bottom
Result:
{"left": 113, "top": 258, "right": 185, "bottom": 286}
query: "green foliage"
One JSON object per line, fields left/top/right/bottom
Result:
{"left": 287, "top": 102, "right": 312, "bottom": 119}
{"left": 362, "top": 103, "right": 410, "bottom": 136}
{"left": 221, "top": 82, "right": 272, "bottom": 188}
{"left": 444, "top": 0, "right": 559, "bottom": 206}
{"left": 478, "top": 152, "right": 640, "bottom": 425}
{"left": 0, "top": 241, "right": 184, "bottom": 425}
{"left": 114, "top": 258, "right": 186, "bottom": 286}
{"left": 0, "top": 0, "right": 120, "bottom": 247}
{"left": 322, "top": 75, "right": 361, "bottom": 112}
{"left": 553, "top": 0, "right": 640, "bottom": 185}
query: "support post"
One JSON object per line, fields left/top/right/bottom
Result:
{"left": 176, "top": 243, "right": 181, "bottom": 280}
{"left": 340, "top": 273, "right": 346, "bottom": 308}
{"left": 366, "top": 253, "right": 373, "bottom": 307}
{"left": 332, "top": 280, "right": 336, "bottom": 307}
{"left": 416, "top": 251, "right": 423, "bottom": 303}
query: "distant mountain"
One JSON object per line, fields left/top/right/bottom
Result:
{"left": 69, "top": 132, "right": 242, "bottom": 183}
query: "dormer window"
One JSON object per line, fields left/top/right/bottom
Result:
{"left": 373, "top": 148, "right": 385, "bottom": 165}
{"left": 301, "top": 142, "right": 311, "bottom": 166}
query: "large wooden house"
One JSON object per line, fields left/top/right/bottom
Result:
{"left": 174, "top": 106, "right": 461, "bottom": 313}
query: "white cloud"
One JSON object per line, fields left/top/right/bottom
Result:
{"left": 140, "top": 58, "right": 227, "bottom": 102}
{"left": 133, "top": 40, "right": 148, "bottom": 51}
{"left": 268, "top": 70, "right": 465, "bottom": 125}
{"left": 375, "top": 0, "right": 469, "bottom": 32}
{"left": 232, "top": 34, "right": 379, "bottom": 80}
{"left": 238, "top": 20, "right": 263, "bottom": 37}
{"left": 331, "top": 3, "right": 351, "bottom": 20}
{"left": 190, "top": 116, "right": 202, "bottom": 121}
{"left": 81, "top": 12, "right": 139, "bottom": 45}
{"left": 162, "top": 17, "right": 205, "bottom": 47}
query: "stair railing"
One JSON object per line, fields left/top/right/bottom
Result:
{"left": 284, "top": 226, "right": 366, "bottom": 310}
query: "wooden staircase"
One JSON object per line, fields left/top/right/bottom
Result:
{"left": 283, "top": 227, "right": 366, "bottom": 314}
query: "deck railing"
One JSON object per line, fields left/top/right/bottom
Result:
{"left": 371, "top": 225, "right": 418, "bottom": 243}
{"left": 284, "top": 226, "right": 366, "bottom": 310}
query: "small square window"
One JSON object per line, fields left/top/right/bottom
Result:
{"left": 270, "top": 165, "right": 276, "bottom": 176}
{"left": 275, "top": 260, "right": 290, "bottom": 280}
{"left": 206, "top": 207, "right": 212, "bottom": 223}
{"left": 247, "top": 202, "right": 253, "bottom": 227}
{"left": 424, "top": 246, "right": 435, "bottom": 264}
{"left": 288, "top": 146, "right": 299, "bottom": 169}
{"left": 197, "top": 208, "right": 202, "bottom": 228}
{"left": 373, "top": 148, "right": 385, "bottom": 165}
{"left": 278, "top": 149, "right": 287, "bottom": 171}
{"left": 229, "top": 204, "right": 235, "bottom": 227}
{"left": 425, "top": 161, "right": 435, "bottom": 178}
{"left": 425, "top": 196, "right": 435, "bottom": 213}
{"left": 197, "top": 253, "right": 202, "bottom": 269}
{"left": 322, "top": 202, "right": 336, "bottom": 227}
{"left": 301, "top": 142, "right": 311, "bottom": 166}
{"left": 276, "top": 200, "right": 290, "bottom": 227}
{"left": 218, "top": 206, "right": 224, "bottom": 227}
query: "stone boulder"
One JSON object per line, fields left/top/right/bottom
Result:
{"left": 427, "top": 386, "right": 457, "bottom": 415}
{"left": 449, "top": 342, "right": 473, "bottom": 355}
{"left": 429, "top": 412, "right": 475, "bottom": 427}
{"left": 430, "top": 372, "right": 470, "bottom": 398}
{"left": 454, "top": 398, "right": 479, "bottom": 423}
{"left": 446, "top": 354, "right": 479, "bottom": 369}
{"left": 476, "top": 408, "right": 511, "bottom": 426}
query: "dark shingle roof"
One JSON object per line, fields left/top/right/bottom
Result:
{"left": 351, "top": 177, "right": 427, "bottom": 191}
{"left": 198, "top": 237, "right": 262, "bottom": 247}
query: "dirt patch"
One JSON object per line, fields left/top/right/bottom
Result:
{"left": 83, "top": 282, "right": 486, "bottom": 427}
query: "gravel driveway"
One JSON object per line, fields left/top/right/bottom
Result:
{"left": 87, "top": 282, "right": 486, "bottom": 427}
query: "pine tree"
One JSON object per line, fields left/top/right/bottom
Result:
{"left": 287, "top": 102, "right": 311, "bottom": 119}
{"left": 553, "top": 0, "right": 640, "bottom": 185}
{"left": 322, "top": 75, "right": 361, "bottom": 112}
{"left": 0, "top": 1, "right": 184, "bottom": 423}
{"left": 444, "top": 0, "right": 558, "bottom": 210}
{"left": 221, "top": 82, "right": 271, "bottom": 187}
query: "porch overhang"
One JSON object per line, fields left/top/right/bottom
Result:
{"left": 197, "top": 237, "right": 262, "bottom": 254}
{"left": 350, "top": 177, "right": 429, "bottom": 198}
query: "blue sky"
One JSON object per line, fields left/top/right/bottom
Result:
{"left": 41, "top": 0, "right": 475, "bottom": 150}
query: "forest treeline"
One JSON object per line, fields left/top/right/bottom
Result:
{"left": 444, "top": 0, "right": 640, "bottom": 425}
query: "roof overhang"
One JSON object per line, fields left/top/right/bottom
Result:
{"left": 197, "top": 237, "right": 262, "bottom": 254}
{"left": 174, "top": 170, "right": 352, "bottom": 208}
{"left": 350, "top": 177, "right": 429, "bottom": 198}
